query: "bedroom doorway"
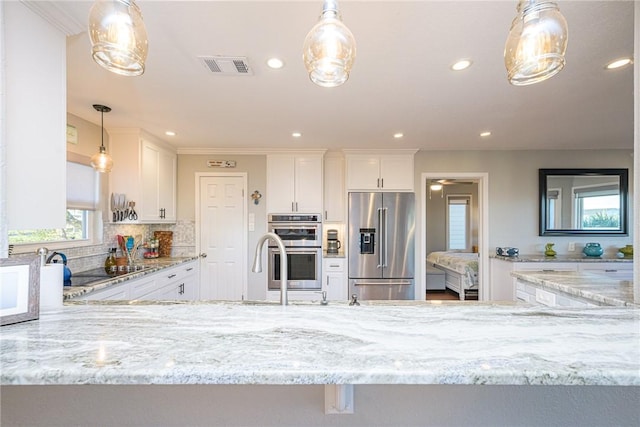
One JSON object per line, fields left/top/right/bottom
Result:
{"left": 420, "top": 173, "right": 489, "bottom": 301}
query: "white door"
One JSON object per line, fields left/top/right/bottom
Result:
{"left": 198, "top": 175, "right": 246, "bottom": 300}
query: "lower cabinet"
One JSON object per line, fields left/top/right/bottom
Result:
{"left": 323, "top": 258, "right": 347, "bottom": 301}
{"left": 76, "top": 261, "right": 198, "bottom": 301}
{"left": 515, "top": 279, "right": 600, "bottom": 307}
{"left": 490, "top": 259, "right": 578, "bottom": 301}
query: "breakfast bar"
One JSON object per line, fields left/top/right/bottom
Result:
{"left": 1, "top": 301, "right": 639, "bottom": 425}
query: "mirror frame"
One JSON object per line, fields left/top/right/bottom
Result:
{"left": 539, "top": 168, "right": 629, "bottom": 236}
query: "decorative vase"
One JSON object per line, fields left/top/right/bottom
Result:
{"left": 618, "top": 244, "right": 633, "bottom": 257}
{"left": 583, "top": 242, "right": 603, "bottom": 257}
{"left": 544, "top": 243, "right": 556, "bottom": 257}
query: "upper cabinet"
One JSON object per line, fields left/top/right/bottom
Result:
{"left": 109, "top": 129, "right": 177, "bottom": 223}
{"left": 267, "top": 153, "right": 324, "bottom": 214}
{"left": 323, "top": 155, "right": 345, "bottom": 222}
{"left": 345, "top": 151, "right": 416, "bottom": 191}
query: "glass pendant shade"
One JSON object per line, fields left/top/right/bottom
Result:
{"left": 504, "top": 0, "right": 568, "bottom": 86}
{"left": 90, "top": 146, "right": 114, "bottom": 173}
{"left": 303, "top": 0, "right": 356, "bottom": 87}
{"left": 88, "top": 0, "right": 149, "bottom": 76}
{"left": 91, "top": 104, "right": 113, "bottom": 173}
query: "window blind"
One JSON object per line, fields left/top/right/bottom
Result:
{"left": 66, "top": 161, "right": 98, "bottom": 210}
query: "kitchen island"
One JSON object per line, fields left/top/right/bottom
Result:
{"left": 1, "top": 301, "right": 639, "bottom": 426}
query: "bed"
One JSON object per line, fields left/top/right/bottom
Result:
{"left": 426, "top": 251, "right": 479, "bottom": 300}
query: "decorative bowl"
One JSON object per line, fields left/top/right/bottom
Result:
{"left": 496, "top": 247, "right": 519, "bottom": 257}
{"left": 583, "top": 242, "right": 603, "bottom": 257}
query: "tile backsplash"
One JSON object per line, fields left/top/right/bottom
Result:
{"left": 13, "top": 220, "right": 196, "bottom": 273}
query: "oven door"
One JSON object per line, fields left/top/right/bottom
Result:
{"left": 268, "top": 247, "right": 321, "bottom": 291}
{"left": 268, "top": 224, "right": 321, "bottom": 247}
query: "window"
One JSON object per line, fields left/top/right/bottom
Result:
{"left": 573, "top": 184, "right": 620, "bottom": 230}
{"left": 8, "top": 161, "right": 101, "bottom": 250}
{"left": 446, "top": 195, "right": 471, "bottom": 251}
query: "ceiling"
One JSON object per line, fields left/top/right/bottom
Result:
{"left": 44, "top": 1, "right": 635, "bottom": 152}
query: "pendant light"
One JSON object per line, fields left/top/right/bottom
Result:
{"left": 90, "top": 104, "right": 113, "bottom": 173}
{"left": 88, "top": 0, "right": 149, "bottom": 76}
{"left": 504, "top": 0, "right": 568, "bottom": 86}
{"left": 303, "top": 0, "right": 356, "bottom": 87}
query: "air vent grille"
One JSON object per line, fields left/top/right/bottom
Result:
{"left": 198, "top": 56, "right": 253, "bottom": 75}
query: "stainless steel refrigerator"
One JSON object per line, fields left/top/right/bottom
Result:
{"left": 348, "top": 192, "right": 415, "bottom": 300}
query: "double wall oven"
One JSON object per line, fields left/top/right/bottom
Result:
{"left": 268, "top": 214, "right": 322, "bottom": 291}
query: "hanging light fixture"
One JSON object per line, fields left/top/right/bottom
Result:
{"left": 88, "top": 0, "right": 149, "bottom": 76}
{"left": 90, "top": 104, "right": 113, "bottom": 173}
{"left": 302, "top": 0, "right": 356, "bottom": 87}
{"left": 429, "top": 182, "right": 444, "bottom": 199}
{"left": 504, "top": 0, "right": 568, "bottom": 86}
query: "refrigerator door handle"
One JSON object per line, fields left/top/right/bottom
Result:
{"left": 377, "top": 207, "right": 383, "bottom": 268}
{"left": 352, "top": 280, "right": 413, "bottom": 286}
{"left": 383, "top": 207, "right": 388, "bottom": 268}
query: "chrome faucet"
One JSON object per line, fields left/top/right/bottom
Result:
{"left": 252, "top": 232, "right": 288, "bottom": 306}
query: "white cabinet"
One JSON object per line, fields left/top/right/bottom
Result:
{"left": 74, "top": 261, "right": 198, "bottom": 301}
{"left": 140, "top": 141, "right": 177, "bottom": 222}
{"left": 109, "top": 129, "right": 177, "bottom": 223}
{"left": 323, "top": 156, "right": 345, "bottom": 222}
{"left": 267, "top": 154, "right": 323, "bottom": 213}
{"left": 515, "top": 279, "right": 599, "bottom": 307}
{"left": 323, "top": 258, "right": 347, "bottom": 301}
{"left": 577, "top": 263, "right": 633, "bottom": 280}
{"left": 345, "top": 154, "right": 414, "bottom": 191}
{"left": 490, "top": 258, "right": 578, "bottom": 301}
{"left": 76, "top": 282, "right": 131, "bottom": 301}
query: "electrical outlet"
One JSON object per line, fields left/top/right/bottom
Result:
{"left": 568, "top": 242, "right": 575, "bottom": 252}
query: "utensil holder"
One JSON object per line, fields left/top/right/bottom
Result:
{"left": 154, "top": 231, "right": 173, "bottom": 257}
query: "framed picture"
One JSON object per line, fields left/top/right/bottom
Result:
{"left": 1, "top": 255, "right": 40, "bottom": 326}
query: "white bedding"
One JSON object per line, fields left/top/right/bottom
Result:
{"left": 426, "top": 251, "right": 479, "bottom": 295}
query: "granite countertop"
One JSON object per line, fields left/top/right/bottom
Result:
{"left": 1, "top": 301, "right": 638, "bottom": 386}
{"left": 63, "top": 256, "right": 199, "bottom": 300}
{"left": 492, "top": 254, "right": 634, "bottom": 263}
{"left": 512, "top": 271, "right": 636, "bottom": 307}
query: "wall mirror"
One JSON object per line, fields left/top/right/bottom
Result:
{"left": 539, "top": 168, "right": 628, "bottom": 236}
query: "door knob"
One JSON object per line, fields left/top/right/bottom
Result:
{"left": 200, "top": 253, "right": 207, "bottom": 258}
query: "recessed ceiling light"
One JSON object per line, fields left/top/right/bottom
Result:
{"left": 451, "top": 59, "right": 473, "bottom": 71}
{"left": 605, "top": 57, "right": 632, "bottom": 70}
{"left": 267, "top": 58, "right": 284, "bottom": 69}
{"left": 165, "top": 131, "right": 176, "bottom": 136}
{"left": 393, "top": 133, "right": 404, "bottom": 139}
{"left": 292, "top": 132, "right": 302, "bottom": 138}
{"left": 480, "top": 131, "right": 491, "bottom": 137}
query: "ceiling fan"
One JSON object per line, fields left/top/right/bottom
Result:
{"left": 430, "top": 179, "right": 476, "bottom": 188}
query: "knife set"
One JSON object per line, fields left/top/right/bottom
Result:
{"left": 110, "top": 193, "right": 138, "bottom": 222}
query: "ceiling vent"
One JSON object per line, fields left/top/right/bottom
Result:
{"left": 198, "top": 56, "right": 253, "bottom": 76}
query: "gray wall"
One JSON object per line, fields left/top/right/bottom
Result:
{"left": 3, "top": 384, "right": 638, "bottom": 426}
{"left": 415, "top": 149, "right": 634, "bottom": 256}
{"left": 177, "top": 154, "right": 268, "bottom": 299}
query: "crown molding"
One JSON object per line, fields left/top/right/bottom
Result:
{"left": 21, "top": 0, "right": 85, "bottom": 36}
{"left": 177, "top": 147, "right": 328, "bottom": 156}
{"left": 342, "top": 148, "right": 419, "bottom": 155}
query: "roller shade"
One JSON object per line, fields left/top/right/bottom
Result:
{"left": 66, "top": 161, "right": 98, "bottom": 210}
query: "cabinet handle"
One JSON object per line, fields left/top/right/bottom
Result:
{"left": 381, "top": 178, "right": 384, "bottom": 188}
{"left": 178, "top": 283, "right": 185, "bottom": 295}
{"left": 186, "top": 267, "right": 193, "bottom": 272}
{"left": 377, "top": 178, "right": 380, "bottom": 188}
{"left": 168, "top": 274, "right": 177, "bottom": 279}
{"left": 330, "top": 264, "right": 340, "bottom": 268}
{"left": 292, "top": 202, "right": 295, "bottom": 212}
{"left": 604, "top": 269, "right": 617, "bottom": 273}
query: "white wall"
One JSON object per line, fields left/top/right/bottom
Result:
{"left": 3, "top": 1, "right": 66, "bottom": 232}
{"left": 2, "top": 384, "right": 638, "bottom": 426}
{"left": 177, "top": 154, "right": 268, "bottom": 300}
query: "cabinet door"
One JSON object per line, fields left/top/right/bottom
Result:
{"left": 267, "top": 155, "right": 296, "bottom": 213}
{"left": 379, "top": 156, "right": 414, "bottom": 191}
{"left": 294, "top": 156, "right": 323, "bottom": 213}
{"left": 158, "top": 149, "right": 177, "bottom": 221}
{"left": 323, "top": 258, "right": 347, "bottom": 301}
{"left": 77, "top": 282, "right": 130, "bottom": 301}
{"left": 323, "top": 156, "right": 345, "bottom": 222}
{"left": 346, "top": 156, "right": 380, "bottom": 190}
{"left": 140, "top": 141, "right": 161, "bottom": 221}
